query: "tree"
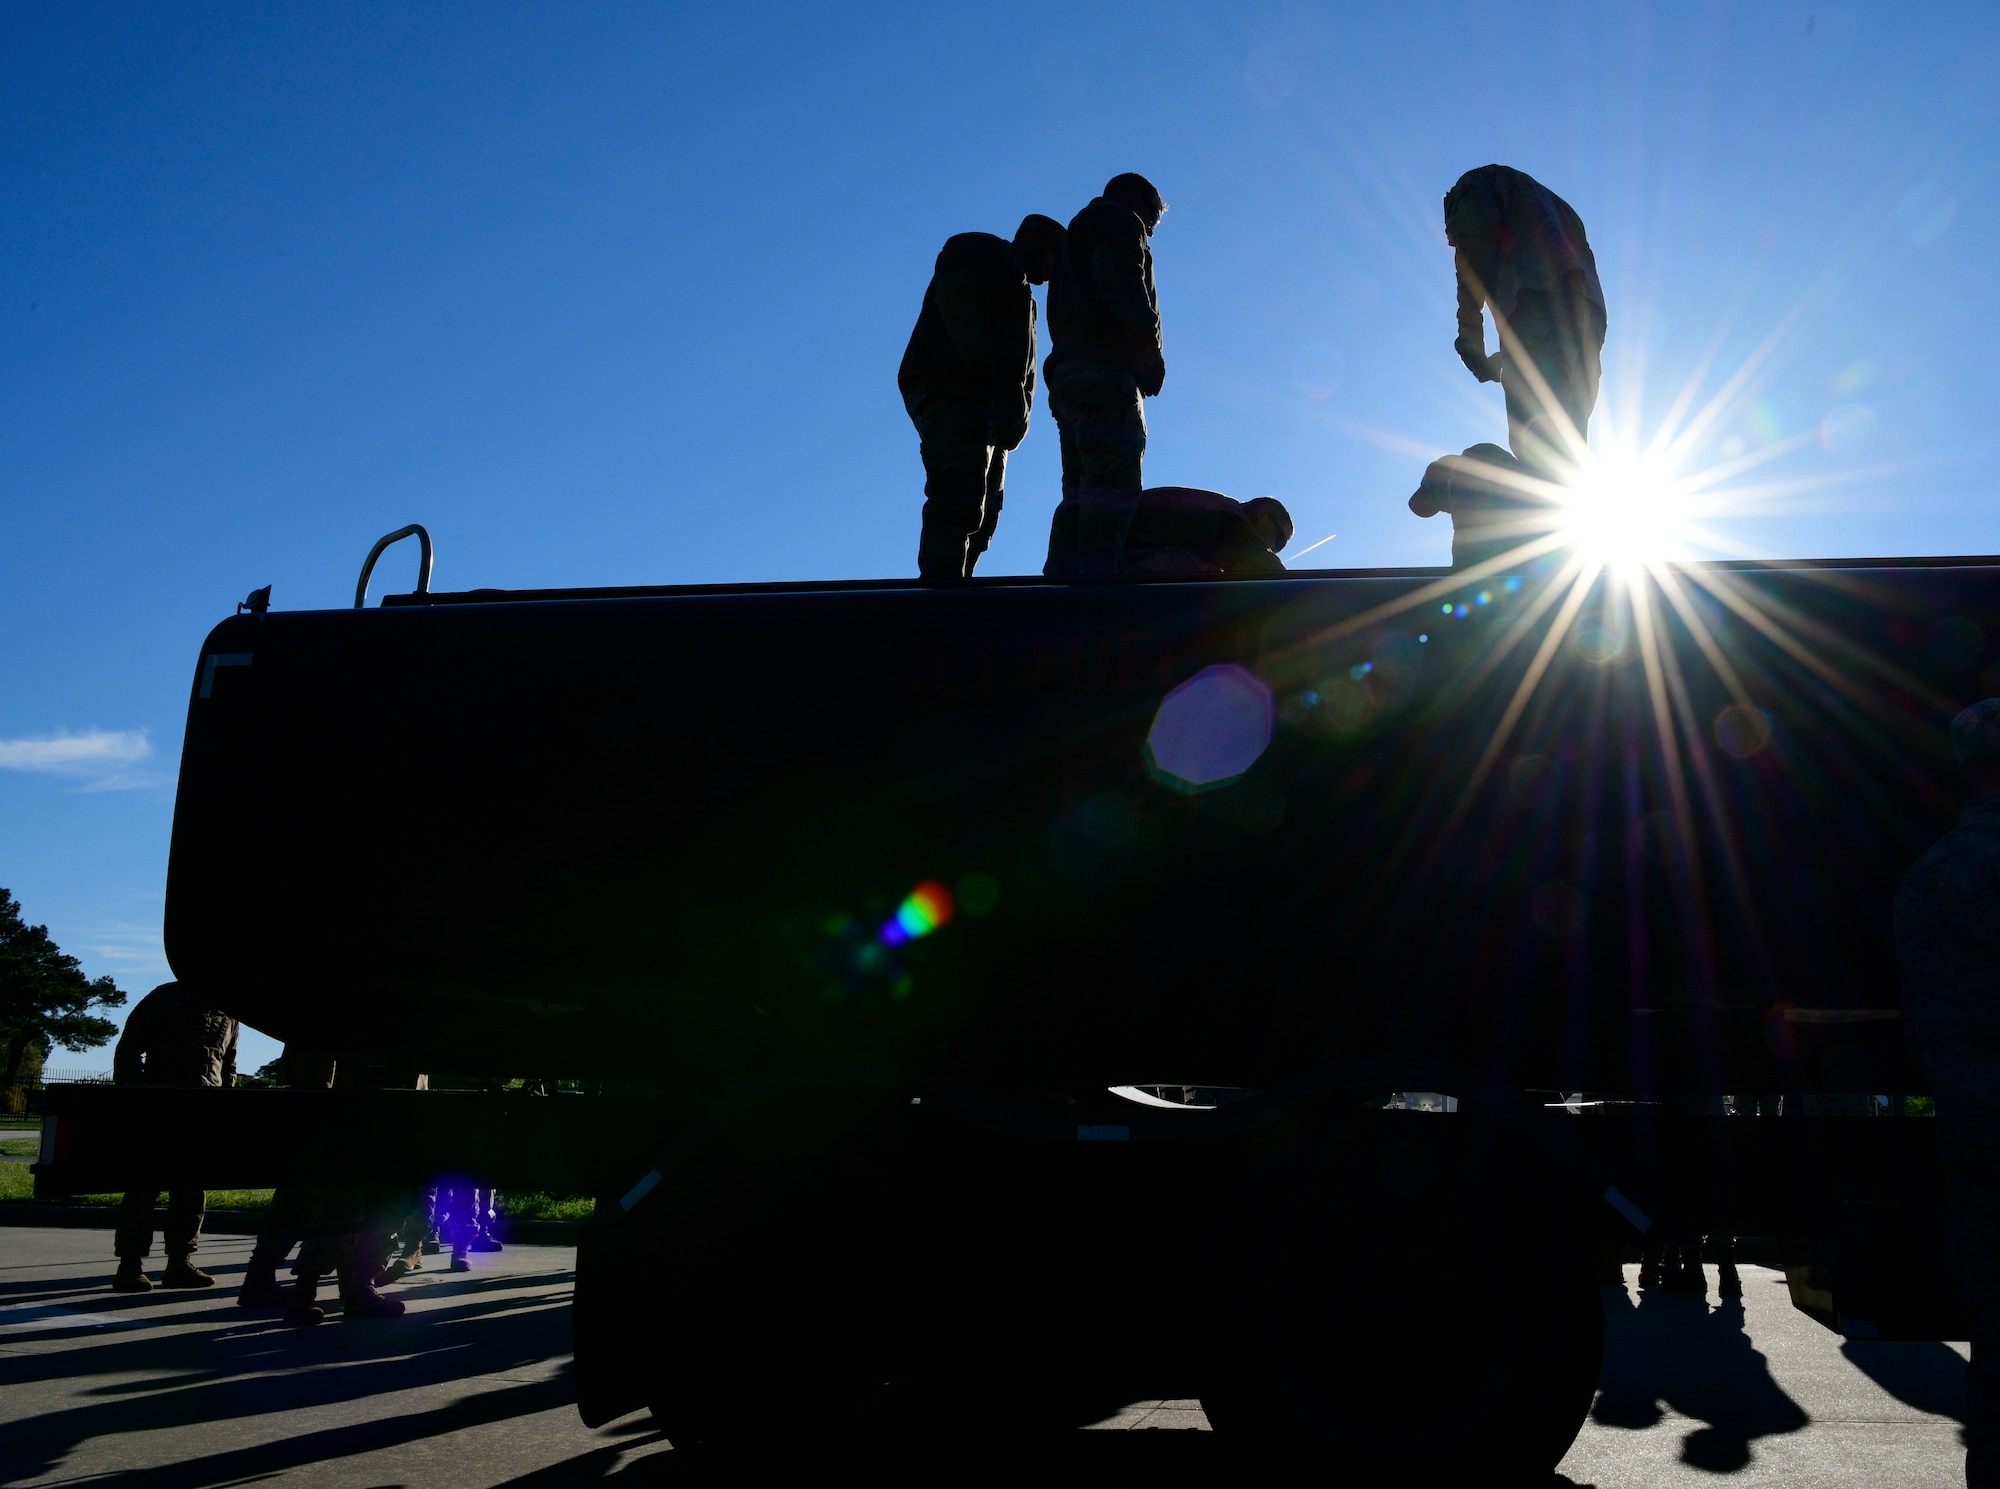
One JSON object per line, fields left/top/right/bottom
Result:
{"left": 0, "top": 888, "right": 127, "bottom": 1091}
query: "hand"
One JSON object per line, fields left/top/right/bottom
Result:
{"left": 1136, "top": 350, "right": 1166, "bottom": 398}
{"left": 1456, "top": 341, "right": 1500, "bottom": 384}
{"left": 992, "top": 418, "right": 1029, "bottom": 453}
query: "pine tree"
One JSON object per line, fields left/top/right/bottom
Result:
{"left": 0, "top": 888, "right": 127, "bottom": 1090}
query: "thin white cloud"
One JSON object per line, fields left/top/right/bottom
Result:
{"left": 85, "top": 923, "right": 168, "bottom": 976}
{"left": 0, "top": 728, "right": 156, "bottom": 790}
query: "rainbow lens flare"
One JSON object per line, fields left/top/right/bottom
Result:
{"left": 881, "top": 880, "right": 955, "bottom": 945}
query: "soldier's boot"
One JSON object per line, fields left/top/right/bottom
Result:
{"left": 1713, "top": 1235, "right": 1743, "bottom": 1299}
{"left": 450, "top": 1248, "right": 472, "bottom": 1272}
{"left": 160, "top": 1252, "right": 215, "bottom": 1288}
{"left": 238, "top": 1259, "right": 286, "bottom": 1308}
{"left": 1638, "top": 1246, "right": 1663, "bottom": 1291}
{"left": 285, "top": 1271, "right": 327, "bottom": 1327}
{"left": 1076, "top": 485, "right": 1141, "bottom": 579}
{"left": 469, "top": 1230, "right": 503, "bottom": 1253}
{"left": 338, "top": 1268, "right": 406, "bottom": 1319}
{"left": 374, "top": 1258, "right": 411, "bottom": 1286}
{"left": 916, "top": 530, "right": 969, "bottom": 582}
{"left": 111, "top": 1258, "right": 152, "bottom": 1293}
{"left": 1668, "top": 1243, "right": 1707, "bottom": 1295}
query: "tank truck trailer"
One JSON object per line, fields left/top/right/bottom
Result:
{"left": 33, "top": 525, "right": 1993, "bottom": 1480}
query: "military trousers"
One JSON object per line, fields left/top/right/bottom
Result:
{"left": 1940, "top": 1120, "right": 2000, "bottom": 1487}
{"left": 115, "top": 1188, "right": 206, "bottom": 1258}
{"left": 917, "top": 438, "right": 1006, "bottom": 580}
{"left": 1043, "top": 366, "right": 1147, "bottom": 579}
{"left": 1497, "top": 283, "right": 1605, "bottom": 477}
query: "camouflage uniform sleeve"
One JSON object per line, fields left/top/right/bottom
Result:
{"left": 111, "top": 992, "right": 152, "bottom": 1084}
{"left": 1454, "top": 252, "right": 1495, "bottom": 379}
{"left": 936, "top": 261, "right": 1035, "bottom": 448}
{"left": 219, "top": 1018, "right": 238, "bottom": 1089}
{"left": 1088, "top": 216, "right": 1164, "bottom": 396}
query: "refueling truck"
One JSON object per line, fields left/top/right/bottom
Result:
{"left": 34, "top": 526, "right": 1994, "bottom": 1481}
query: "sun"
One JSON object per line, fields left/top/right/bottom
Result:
{"left": 1551, "top": 449, "right": 1693, "bottom": 572}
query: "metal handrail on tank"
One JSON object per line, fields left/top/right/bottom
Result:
{"left": 354, "top": 524, "right": 433, "bottom": 609}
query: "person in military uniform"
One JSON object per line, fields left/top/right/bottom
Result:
{"left": 900, "top": 214, "right": 1067, "bottom": 580}
{"left": 1443, "top": 164, "right": 1606, "bottom": 478}
{"left": 233, "top": 1047, "right": 405, "bottom": 1323}
{"left": 1117, "top": 488, "right": 1292, "bottom": 575}
{"left": 109, "top": 982, "right": 237, "bottom": 1292}
{"left": 1042, "top": 173, "right": 1167, "bottom": 579}
{"left": 1897, "top": 697, "right": 2000, "bottom": 1488}
{"left": 1407, "top": 442, "right": 1547, "bottom": 571}
{"left": 1408, "top": 438, "right": 1560, "bottom": 572}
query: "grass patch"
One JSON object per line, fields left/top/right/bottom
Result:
{"left": 0, "top": 1165, "right": 577, "bottom": 1222}
{"left": 497, "top": 1192, "right": 596, "bottom": 1223}
{"left": 0, "top": 1163, "right": 583, "bottom": 1223}
{"left": 0, "top": 1165, "right": 274, "bottom": 1209}
{"left": 1, "top": 1139, "right": 38, "bottom": 1158}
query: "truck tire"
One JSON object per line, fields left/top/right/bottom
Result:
{"left": 1199, "top": 1108, "right": 1604, "bottom": 1484}
{"left": 620, "top": 1081, "right": 918, "bottom": 1451}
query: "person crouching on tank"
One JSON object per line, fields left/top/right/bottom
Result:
{"left": 1116, "top": 488, "right": 1292, "bottom": 575}
{"left": 1407, "top": 443, "right": 1548, "bottom": 571}
{"left": 1897, "top": 698, "right": 2000, "bottom": 1488}
{"left": 109, "top": 982, "right": 237, "bottom": 1292}
{"left": 900, "top": 213, "right": 1067, "bottom": 581}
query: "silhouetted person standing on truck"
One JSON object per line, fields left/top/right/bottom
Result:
{"left": 1445, "top": 164, "right": 1605, "bottom": 477}
{"left": 1043, "top": 173, "right": 1167, "bottom": 579}
{"left": 109, "top": 982, "right": 237, "bottom": 1292}
{"left": 900, "top": 214, "right": 1066, "bottom": 580}
{"left": 1897, "top": 696, "right": 2000, "bottom": 1489}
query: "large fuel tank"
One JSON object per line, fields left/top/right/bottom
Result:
{"left": 164, "top": 558, "right": 1999, "bottom": 1096}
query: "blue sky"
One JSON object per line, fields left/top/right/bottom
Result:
{"left": 4, "top": 2, "right": 1995, "bottom": 1074}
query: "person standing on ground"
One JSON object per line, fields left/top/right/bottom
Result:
{"left": 1043, "top": 173, "right": 1167, "bottom": 579}
{"left": 900, "top": 214, "right": 1066, "bottom": 580}
{"left": 1444, "top": 164, "right": 1605, "bottom": 477}
{"left": 109, "top": 982, "right": 236, "bottom": 1292}
{"left": 237, "top": 1044, "right": 330, "bottom": 1308}
{"left": 1896, "top": 697, "right": 2000, "bottom": 1489}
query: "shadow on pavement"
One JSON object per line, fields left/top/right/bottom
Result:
{"left": 1591, "top": 1282, "right": 1809, "bottom": 1472}
{"left": 0, "top": 1250, "right": 578, "bottom": 1487}
{"left": 1841, "top": 1339, "right": 1969, "bottom": 1426}
{"left": 495, "top": 1424, "right": 1233, "bottom": 1488}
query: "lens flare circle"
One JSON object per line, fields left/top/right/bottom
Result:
{"left": 880, "top": 879, "right": 955, "bottom": 945}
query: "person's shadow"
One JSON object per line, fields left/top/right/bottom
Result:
{"left": 1591, "top": 1280, "right": 1809, "bottom": 1472}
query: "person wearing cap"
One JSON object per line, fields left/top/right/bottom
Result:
{"left": 1042, "top": 172, "right": 1167, "bottom": 579}
{"left": 1408, "top": 441, "right": 1553, "bottom": 570}
{"left": 1897, "top": 696, "right": 2000, "bottom": 1488}
{"left": 1443, "top": 165, "right": 1605, "bottom": 477}
{"left": 899, "top": 214, "right": 1066, "bottom": 580}
{"left": 1117, "top": 488, "right": 1293, "bottom": 576}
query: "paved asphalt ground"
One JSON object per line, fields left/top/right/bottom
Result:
{"left": 0, "top": 1227, "right": 1972, "bottom": 1487}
